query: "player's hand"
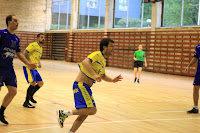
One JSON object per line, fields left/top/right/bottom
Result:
{"left": 112, "top": 74, "right": 123, "bottom": 83}
{"left": 38, "top": 64, "right": 42, "bottom": 68}
{"left": 144, "top": 63, "right": 147, "bottom": 67}
{"left": 28, "top": 63, "right": 37, "bottom": 70}
{"left": 185, "top": 66, "right": 190, "bottom": 73}
{"left": 94, "top": 75, "right": 101, "bottom": 82}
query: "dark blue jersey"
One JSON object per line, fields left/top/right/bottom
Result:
{"left": 0, "top": 29, "right": 21, "bottom": 70}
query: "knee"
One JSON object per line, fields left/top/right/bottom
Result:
{"left": 8, "top": 89, "right": 17, "bottom": 97}
{"left": 38, "top": 81, "right": 44, "bottom": 87}
{"left": 89, "top": 107, "right": 97, "bottom": 115}
{"left": 194, "top": 86, "right": 200, "bottom": 92}
{"left": 30, "top": 82, "right": 36, "bottom": 86}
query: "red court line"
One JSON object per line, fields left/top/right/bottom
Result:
{"left": 17, "top": 90, "right": 70, "bottom": 108}
{"left": 17, "top": 90, "right": 111, "bottom": 121}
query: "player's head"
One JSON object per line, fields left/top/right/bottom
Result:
{"left": 138, "top": 45, "right": 142, "bottom": 51}
{"left": 100, "top": 38, "right": 114, "bottom": 57}
{"left": 6, "top": 15, "right": 18, "bottom": 30}
{"left": 37, "top": 33, "right": 45, "bottom": 44}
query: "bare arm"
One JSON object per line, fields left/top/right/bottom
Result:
{"left": 144, "top": 57, "right": 147, "bottom": 67}
{"left": 101, "top": 74, "right": 123, "bottom": 83}
{"left": 185, "top": 57, "right": 198, "bottom": 72}
{"left": 38, "top": 60, "right": 41, "bottom": 68}
{"left": 188, "top": 57, "right": 198, "bottom": 67}
{"left": 16, "top": 52, "right": 36, "bottom": 70}
{"left": 82, "top": 58, "right": 101, "bottom": 82}
{"left": 133, "top": 56, "right": 137, "bottom": 61}
{"left": 23, "top": 50, "right": 31, "bottom": 61}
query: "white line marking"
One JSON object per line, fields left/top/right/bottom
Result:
{"left": 149, "top": 111, "right": 185, "bottom": 113}
{"left": 7, "top": 117, "right": 200, "bottom": 133}
{"left": 112, "top": 100, "right": 190, "bottom": 103}
{"left": 7, "top": 126, "right": 60, "bottom": 133}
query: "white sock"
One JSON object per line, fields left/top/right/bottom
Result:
{"left": 63, "top": 110, "right": 73, "bottom": 116}
{"left": 194, "top": 106, "right": 198, "bottom": 109}
{"left": 68, "top": 131, "right": 74, "bottom": 133}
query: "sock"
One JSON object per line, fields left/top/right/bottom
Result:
{"left": 32, "top": 84, "right": 41, "bottom": 97}
{"left": 63, "top": 110, "right": 73, "bottom": 116}
{"left": 68, "top": 131, "right": 74, "bottom": 133}
{"left": 194, "top": 106, "right": 198, "bottom": 109}
{"left": 0, "top": 106, "right": 6, "bottom": 114}
{"left": 25, "top": 85, "right": 35, "bottom": 103}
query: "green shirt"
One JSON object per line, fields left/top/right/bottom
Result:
{"left": 134, "top": 50, "right": 146, "bottom": 61}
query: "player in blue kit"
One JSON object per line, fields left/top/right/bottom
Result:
{"left": 186, "top": 44, "right": 200, "bottom": 113}
{"left": 0, "top": 15, "right": 36, "bottom": 124}
{"left": 56, "top": 38, "right": 123, "bottom": 133}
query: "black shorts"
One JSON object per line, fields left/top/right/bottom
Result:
{"left": 134, "top": 61, "right": 143, "bottom": 68}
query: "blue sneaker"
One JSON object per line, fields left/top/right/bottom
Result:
{"left": 57, "top": 110, "right": 68, "bottom": 128}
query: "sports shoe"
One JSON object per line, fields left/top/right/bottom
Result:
{"left": 0, "top": 113, "right": 8, "bottom": 124}
{"left": 23, "top": 102, "right": 35, "bottom": 108}
{"left": 134, "top": 77, "right": 137, "bottom": 83}
{"left": 57, "top": 110, "right": 68, "bottom": 128}
{"left": 30, "top": 97, "right": 37, "bottom": 103}
{"left": 137, "top": 79, "right": 140, "bottom": 84}
{"left": 187, "top": 108, "right": 199, "bottom": 114}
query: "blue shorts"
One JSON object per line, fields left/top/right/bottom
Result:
{"left": 193, "top": 78, "right": 200, "bottom": 86}
{"left": 23, "top": 66, "right": 42, "bottom": 83}
{"left": 0, "top": 69, "right": 17, "bottom": 88}
{"left": 73, "top": 81, "right": 96, "bottom": 109}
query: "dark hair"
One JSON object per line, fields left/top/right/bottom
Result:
{"left": 100, "top": 38, "right": 114, "bottom": 51}
{"left": 6, "top": 15, "right": 15, "bottom": 27}
{"left": 37, "top": 33, "right": 45, "bottom": 38}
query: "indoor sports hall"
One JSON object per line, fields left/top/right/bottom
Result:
{"left": 0, "top": 0, "right": 200, "bottom": 133}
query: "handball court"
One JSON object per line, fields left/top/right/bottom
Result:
{"left": 0, "top": 59, "right": 199, "bottom": 133}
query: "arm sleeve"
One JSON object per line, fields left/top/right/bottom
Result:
{"left": 0, "top": 31, "right": 3, "bottom": 45}
{"left": 87, "top": 52, "right": 99, "bottom": 63}
{"left": 134, "top": 52, "right": 136, "bottom": 57}
{"left": 194, "top": 46, "right": 198, "bottom": 58}
{"left": 26, "top": 43, "right": 36, "bottom": 53}
{"left": 143, "top": 51, "right": 146, "bottom": 57}
{"left": 101, "top": 67, "right": 105, "bottom": 75}
{"left": 16, "top": 38, "right": 21, "bottom": 52}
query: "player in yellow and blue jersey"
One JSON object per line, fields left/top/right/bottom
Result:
{"left": 57, "top": 38, "right": 123, "bottom": 133}
{"left": 0, "top": 15, "right": 36, "bottom": 124}
{"left": 22, "top": 33, "right": 45, "bottom": 108}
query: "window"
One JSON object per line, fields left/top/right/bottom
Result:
{"left": 183, "top": 0, "right": 199, "bottom": 26}
{"left": 87, "top": 0, "right": 98, "bottom": 8}
{"left": 79, "top": 0, "right": 106, "bottom": 29}
{"left": 119, "top": 0, "right": 128, "bottom": 11}
{"left": 163, "top": 0, "right": 200, "bottom": 27}
{"left": 51, "top": 0, "right": 72, "bottom": 30}
{"left": 163, "top": 0, "right": 182, "bottom": 27}
{"left": 114, "top": 0, "right": 152, "bottom": 28}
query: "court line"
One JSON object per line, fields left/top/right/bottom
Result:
{"left": 149, "top": 111, "right": 185, "bottom": 113}
{"left": 7, "top": 117, "right": 200, "bottom": 133}
{"left": 115, "top": 100, "right": 190, "bottom": 103}
{"left": 16, "top": 90, "right": 111, "bottom": 121}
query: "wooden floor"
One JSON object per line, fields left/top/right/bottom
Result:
{"left": 0, "top": 59, "right": 199, "bottom": 133}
